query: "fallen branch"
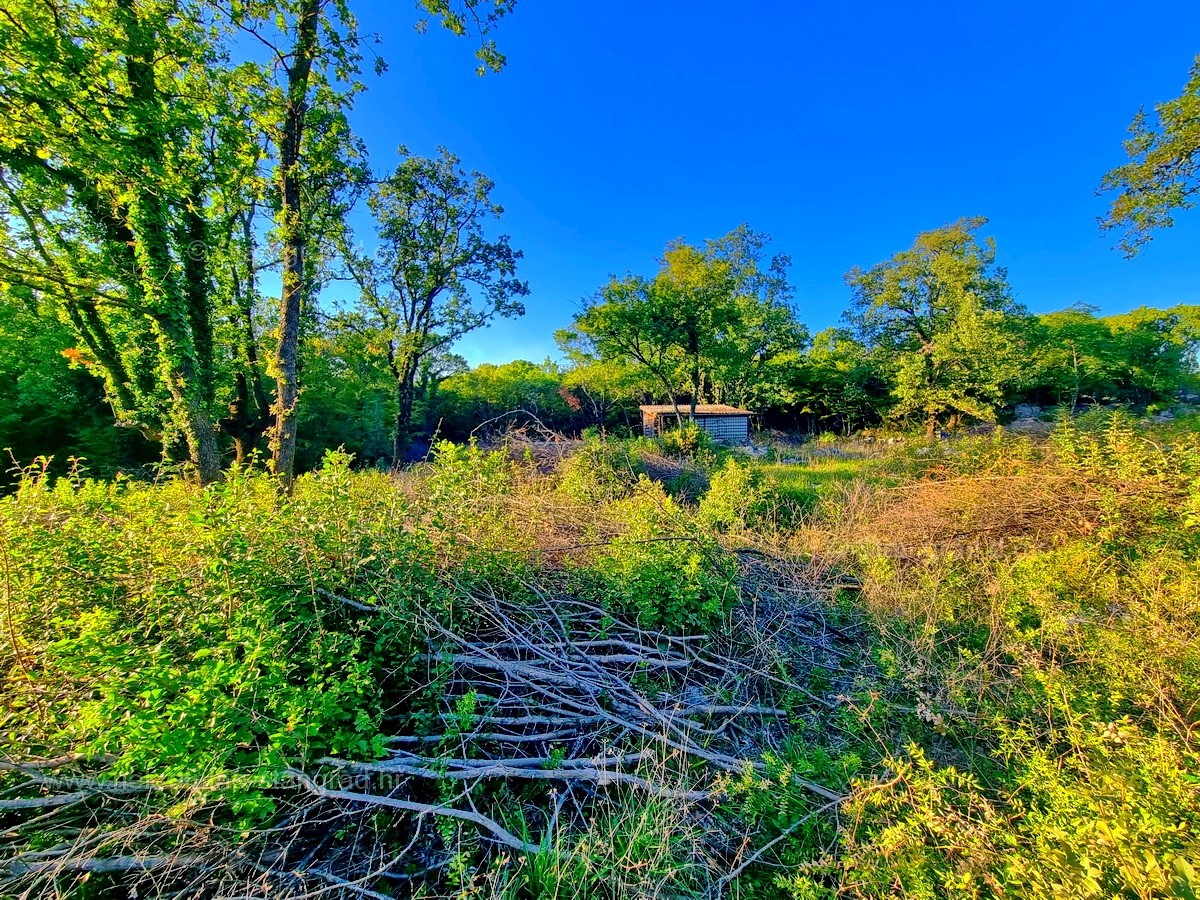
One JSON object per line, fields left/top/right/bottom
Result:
{"left": 316, "top": 587, "right": 380, "bottom": 613}
{"left": 3, "top": 852, "right": 210, "bottom": 877}
{"left": 317, "top": 751, "right": 712, "bottom": 802}
{"left": 291, "top": 770, "right": 543, "bottom": 854}
{"left": 0, "top": 791, "right": 91, "bottom": 811}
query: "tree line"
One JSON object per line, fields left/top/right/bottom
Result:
{"left": 6, "top": 212, "right": 1198, "bottom": 476}
{"left": 2, "top": 1, "right": 1199, "bottom": 481}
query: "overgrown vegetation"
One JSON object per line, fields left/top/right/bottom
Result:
{"left": 3, "top": 414, "right": 1197, "bottom": 897}
{"left": 3, "top": 2, "right": 1200, "bottom": 896}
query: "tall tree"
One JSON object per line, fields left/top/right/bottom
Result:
{"left": 227, "top": 0, "right": 368, "bottom": 486}
{"left": 0, "top": 0, "right": 240, "bottom": 482}
{"left": 241, "top": 0, "right": 517, "bottom": 486}
{"left": 564, "top": 226, "right": 805, "bottom": 416}
{"left": 413, "top": 349, "right": 470, "bottom": 438}
{"left": 564, "top": 274, "right": 683, "bottom": 415}
{"left": 268, "top": 0, "right": 321, "bottom": 486}
{"left": 845, "top": 217, "right": 1029, "bottom": 437}
{"left": 700, "top": 226, "right": 807, "bottom": 410}
{"left": 1103, "top": 304, "right": 1200, "bottom": 402}
{"left": 1100, "top": 54, "right": 1200, "bottom": 256}
{"left": 340, "top": 148, "right": 528, "bottom": 465}
{"left": 1020, "top": 304, "right": 1200, "bottom": 409}
{"left": 294, "top": 311, "right": 396, "bottom": 469}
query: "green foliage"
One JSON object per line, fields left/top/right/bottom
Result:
{"left": 0, "top": 0, "right": 244, "bottom": 479}
{"left": 0, "top": 454, "right": 436, "bottom": 809}
{"left": 437, "top": 359, "right": 573, "bottom": 442}
{"left": 0, "top": 302, "right": 156, "bottom": 483}
{"left": 1100, "top": 52, "right": 1200, "bottom": 256}
{"left": 415, "top": 0, "right": 517, "bottom": 76}
{"left": 821, "top": 414, "right": 1200, "bottom": 898}
{"left": 565, "top": 225, "right": 807, "bottom": 413}
{"left": 556, "top": 435, "right": 644, "bottom": 503}
{"left": 726, "top": 745, "right": 856, "bottom": 900}
{"left": 1024, "top": 303, "right": 1200, "bottom": 408}
{"left": 555, "top": 337, "right": 654, "bottom": 430}
{"left": 296, "top": 320, "right": 397, "bottom": 470}
{"left": 793, "top": 328, "right": 891, "bottom": 433}
{"left": 583, "top": 478, "right": 735, "bottom": 631}
{"left": 491, "top": 796, "right": 705, "bottom": 899}
{"left": 697, "top": 457, "right": 767, "bottom": 532}
{"left": 817, "top": 748, "right": 1002, "bottom": 900}
{"left": 423, "top": 439, "right": 520, "bottom": 557}
{"left": 4, "top": 421, "right": 1200, "bottom": 896}
{"left": 0, "top": 0, "right": 521, "bottom": 483}
{"left": 845, "top": 217, "right": 1031, "bottom": 436}
{"left": 657, "top": 421, "right": 719, "bottom": 460}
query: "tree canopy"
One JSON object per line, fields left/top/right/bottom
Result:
{"left": 845, "top": 217, "right": 1030, "bottom": 436}
{"left": 2, "top": 6, "right": 1199, "bottom": 485}
{"left": 563, "top": 226, "right": 806, "bottom": 416}
{"left": 0, "top": 0, "right": 518, "bottom": 483}
{"left": 1100, "top": 53, "right": 1200, "bottom": 256}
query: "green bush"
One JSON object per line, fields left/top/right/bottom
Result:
{"left": 697, "top": 457, "right": 767, "bottom": 532}
{"left": 0, "top": 454, "right": 436, "bottom": 819}
{"left": 658, "top": 421, "right": 718, "bottom": 460}
{"left": 579, "top": 477, "right": 735, "bottom": 631}
{"left": 556, "top": 435, "right": 643, "bottom": 503}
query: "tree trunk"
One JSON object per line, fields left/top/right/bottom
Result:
{"left": 269, "top": 0, "right": 319, "bottom": 490}
{"left": 922, "top": 343, "right": 939, "bottom": 441}
{"left": 181, "top": 190, "right": 213, "bottom": 405}
{"left": 220, "top": 374, "right": 271, "bottom": 467}
{"left": 688, "top": 327, "right": 700, "bottom": 416}
{"left": 118, "top": 0, "right": 221, "bottom": 484}
{"left": 392, "top": 357, "right": 420, "bottom": 467}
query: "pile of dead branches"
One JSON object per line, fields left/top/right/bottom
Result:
{"left": 2, "top": 562, "right": 864, "bottom": 898}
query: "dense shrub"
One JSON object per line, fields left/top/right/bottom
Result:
{"left": 697, "top": 457, "right": 768, "bottom": 532}
{"left": 555, "top": 435, "right": 644, "bottom": 503}
{"left": 581, "top": 477, "right": 735, "bottom": 631}
{"left": 0, "top": 453, "right": 428, "bottom": 821}
{"left": 657, "top": 422, "right": 718, "bottom": 461}
{"left": 818, "top": 413, "right": 1200, "bottom": 899}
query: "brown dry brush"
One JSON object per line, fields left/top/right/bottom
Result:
{"left": 805, "top": 437, "right": 1194, "bottom": 760}
{"left": 861, "top": 472, "right": 1101, "bottom": 556}
{"left": 0, "top": 549, "right": 868, "bottom": 898}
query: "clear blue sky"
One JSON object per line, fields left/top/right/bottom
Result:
{"left": 343, "top": 0, "right": 1200, "bottom": 365}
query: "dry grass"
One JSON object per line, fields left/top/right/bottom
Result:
{"left": 859, "top": 473, "right": 1099, "bottom": 556}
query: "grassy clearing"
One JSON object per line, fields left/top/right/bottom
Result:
{"left": 1, "top": 414, "right": 1198, "bottom": 898}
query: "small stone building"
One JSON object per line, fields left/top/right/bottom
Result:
{"left": 639, "top": 404, "right": 754, "bottom": 445}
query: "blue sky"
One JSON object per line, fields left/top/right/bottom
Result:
{"left": 342, "top": 0, "right": 1200, "bottom": 365}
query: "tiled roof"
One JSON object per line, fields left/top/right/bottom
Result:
{"left": 638, "top": 404, "right": 753, "bottom": 416}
